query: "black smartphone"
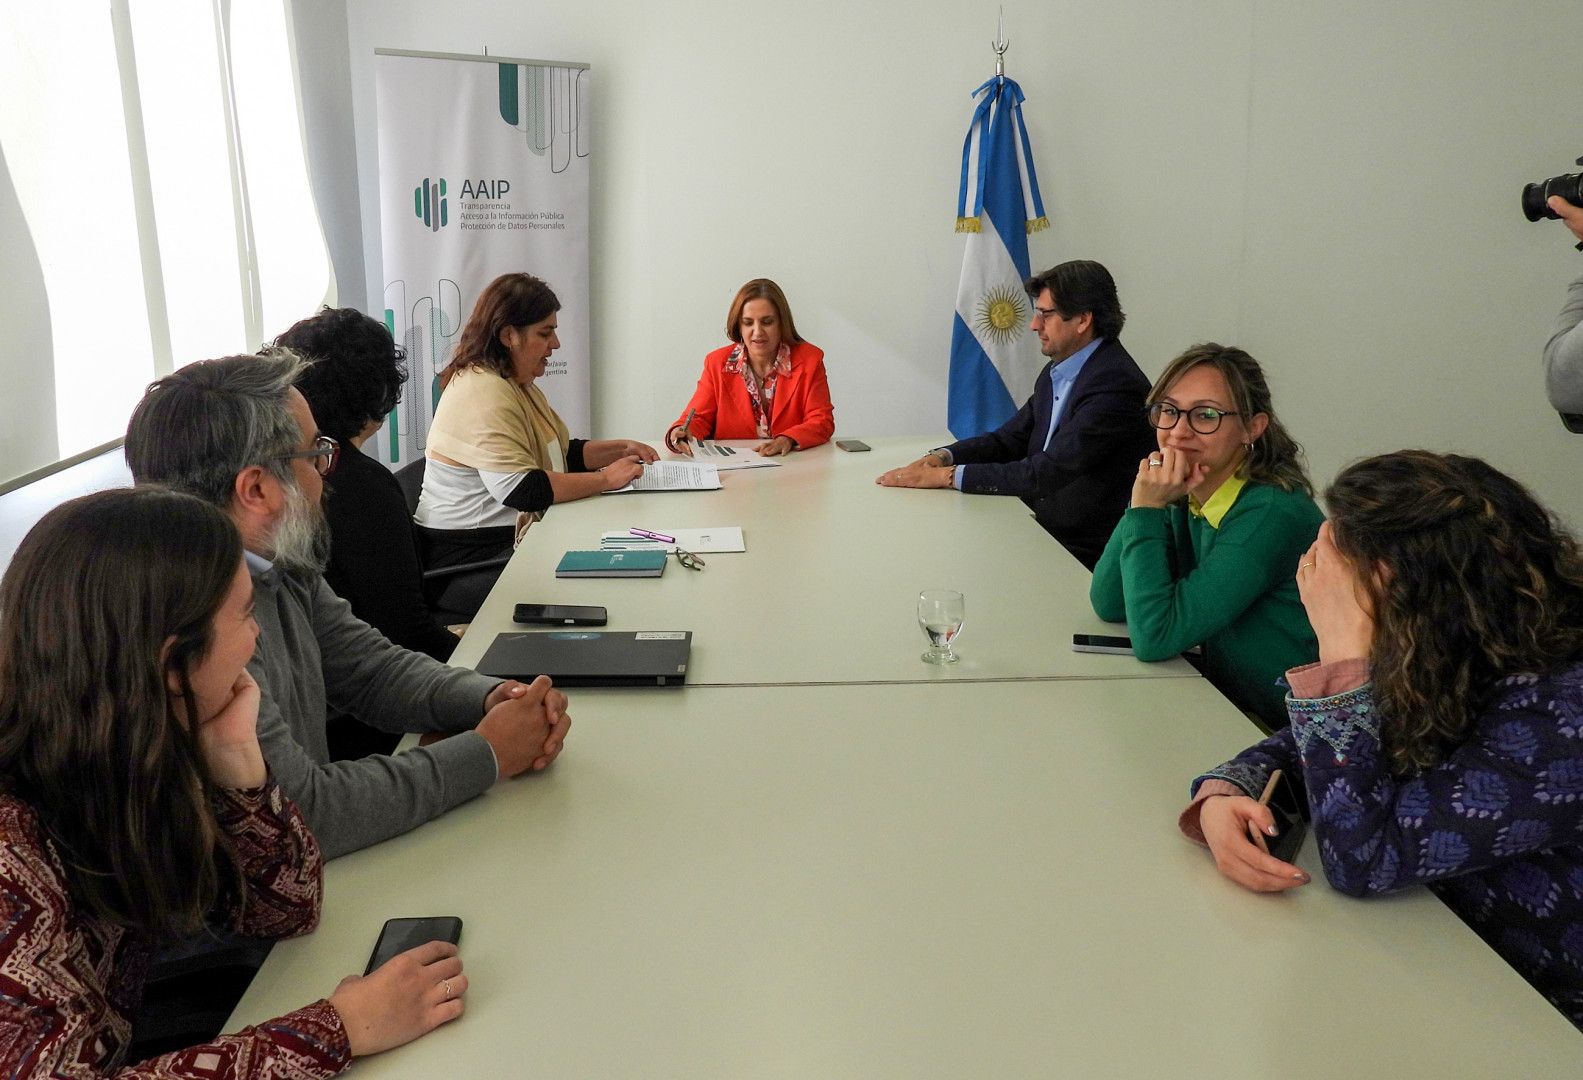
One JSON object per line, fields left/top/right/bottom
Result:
{"left": 1071, "top": 633, "right": 1134, "bottom": 655}
{"left": 514, "top": 604, "right": 608, "bottom": 626}
{"left": 835, "top": 439, "right": 871, "bottom": 452}
{"left": 1255, "top": 769, "right": 1308, "bottom": 864}
{"left": 365, "top": 916, "right": 463, "bottom": 975}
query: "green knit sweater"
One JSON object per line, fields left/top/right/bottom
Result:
{"left": 1090, "top": 481, "right": 1324, "bottom": 729}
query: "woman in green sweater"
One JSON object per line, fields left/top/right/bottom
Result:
{"left": 1090, "top": 343, "right": 1323, "bottom": 729}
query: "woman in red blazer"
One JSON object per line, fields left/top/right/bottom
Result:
{"left": 666, "top": 278, "right": 834, "bottom": 455}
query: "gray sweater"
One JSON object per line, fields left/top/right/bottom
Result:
{"left": 1544, "top": 272, "right": 1583, "bottom": 414}
{"left": 247, "top": 558, "right": 501, "bottom": 858}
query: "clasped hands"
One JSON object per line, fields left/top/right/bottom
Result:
{"left": 476, "top": 675, "right": 571, "bottom": 777}
{"left": 1128, "top": 448, "right": 1210, "bottom": 508}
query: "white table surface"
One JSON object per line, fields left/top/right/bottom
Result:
{"left": 452, "top": 437, "right": 1198, "bottom": 686}
{"left": 231, "top": 680, "right": 1580, "bottom": 1076}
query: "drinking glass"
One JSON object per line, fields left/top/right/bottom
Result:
{"left": 918, "top": 590, "right": 965, "bottom": 664}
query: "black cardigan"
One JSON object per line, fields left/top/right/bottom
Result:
{"left": 322, "top": 446, "right": 458, "bottom": 661}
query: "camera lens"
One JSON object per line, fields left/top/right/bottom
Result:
{"left": 1523, "top": 182, "right": 1553, "bottom": 222}
{"left": 1522, "top": 172, "right": 1583, "bottom": 222}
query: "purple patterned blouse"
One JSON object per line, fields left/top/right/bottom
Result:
{"left": 1193, "top": 662, "right": 1583, "bottom": 1030}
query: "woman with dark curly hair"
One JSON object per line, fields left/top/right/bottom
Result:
{"left": 0, "top": 488, "right": 463, "bottom": 1077}
{"left": 1180, "top": 450, "right": 1583, "bottom": 1029}
{"left": 1090, "top": 343, "right": 1324, "bottom": 728}
{"left": 277, "top": 307, "right": 460, "bottom": 662}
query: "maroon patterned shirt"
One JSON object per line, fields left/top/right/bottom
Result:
{"left": 722, "top": 342, "right": 793, "bottom": 439}
{"left": 0, "top": 782, "right": 350, "bottom": 1078}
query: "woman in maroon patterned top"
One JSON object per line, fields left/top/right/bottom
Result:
{"left": 0, "top": 488, "right": 466, "bottom": 1078}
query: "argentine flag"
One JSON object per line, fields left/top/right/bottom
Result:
{"left": 948, "top": 75, "right": 1049, "bottom": 439}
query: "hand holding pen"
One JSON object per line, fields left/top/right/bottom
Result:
{"left": 667, "top": 408, "right": 699, "bottom": 456}
{"left": 598, "top": 456, "right": 645, "bottom": 491}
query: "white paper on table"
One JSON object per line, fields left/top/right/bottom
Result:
{"left": 685, "top": 441, "right": 782, "bottom": 470}
{"left": 600, "top": 527, "right": 746, "bottom": 554}
{"left": 602, "top": 461, "right": 722, "bottom": 493}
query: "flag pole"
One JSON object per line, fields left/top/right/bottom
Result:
{"left": 992, "top": 8, "right": 1008, "bottom": 77}
{"left": 947, "top": 6, "right": 1049, "bottom": 437}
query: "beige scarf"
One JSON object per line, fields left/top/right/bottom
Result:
{"left": 427, "top": 366, "right": 570, "bottom": 474}
{"left": 427, "top": 366, "right": 570, "bottom": 543}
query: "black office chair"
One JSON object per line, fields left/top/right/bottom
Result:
{"left": 129, "top": 936, "right": 274, "bottom": 1061}
{"left": 396, "top": 457, "right": 513, "bottom": 623}
{"left": 394, "top": 456, "right": 427, "bottom": 518}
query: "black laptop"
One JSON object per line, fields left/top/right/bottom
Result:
{"left": 474, "top": 630, "right": 692, "bottom": 687}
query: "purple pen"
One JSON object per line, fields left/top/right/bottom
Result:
{"left": 630, "top": 528, "right": 676, "bottom": 543}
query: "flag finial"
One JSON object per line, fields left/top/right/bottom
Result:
{"left": 992, "top": 8, "right": 1009, "bottom": 77}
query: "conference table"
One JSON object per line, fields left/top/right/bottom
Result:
{"left": 454, "top": 437, "right": 1198, "bottom": 686}
{"left": 229, "top": 439, "right": 1581, "bottom": 1074}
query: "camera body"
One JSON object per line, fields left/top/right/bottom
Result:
{"left": 1522, "top": 157, "right": 1583, "bottom": 221}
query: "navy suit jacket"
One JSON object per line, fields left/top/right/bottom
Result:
{"left": 946, "top": 337, "right": 1155, "bottom": 564}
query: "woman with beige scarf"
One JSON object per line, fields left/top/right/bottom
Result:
{"left": 415, "top": 273, "right": 657, "bottom": 615}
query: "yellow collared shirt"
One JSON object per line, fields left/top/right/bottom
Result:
{"left": 1187, "top": 473, "right": 1247, "bottom": 529}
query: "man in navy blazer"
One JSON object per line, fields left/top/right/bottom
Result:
{"left": 878, "top": 261, "right": 1154, "bottom": 569}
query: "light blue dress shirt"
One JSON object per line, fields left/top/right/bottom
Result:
{"left": 952, "top": 337, "right": 1105, "bottom": 489}
{"left": 1040, "top": 337, "right": 1103, "bottom": 452}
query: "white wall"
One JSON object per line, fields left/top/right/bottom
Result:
{"left": 339, "top": 0, "right": 1583, "bottom": 522}
{"left": 0, "top": 144, "right": 57, "bottom": 487}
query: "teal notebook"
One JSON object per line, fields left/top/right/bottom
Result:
{"left": 555, "top": 549, "right": 668, "bottom": 578}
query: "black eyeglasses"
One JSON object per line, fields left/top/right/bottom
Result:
{"left": 274, "top": 435, "right": 340, "bottom": 477}
{"left": 673, "top": 546, "right": 705, "bottom": 571}
{"left": 1147, "top": 403, "right": 1240, "bottom": 435}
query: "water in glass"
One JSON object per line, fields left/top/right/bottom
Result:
{"left": 918, "top": 589, "right": 965, "bottom": 664}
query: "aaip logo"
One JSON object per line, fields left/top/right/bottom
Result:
{"left": 460, "top": 179, "right": 510, "bottom": 199}
{"left": 414, "top": 177, "right": 447, "bottom": 231}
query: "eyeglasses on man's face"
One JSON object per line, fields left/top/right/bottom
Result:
{"left": 275, "top": 435, "right": 340, "bottom": 477}
{"left": 1147, "top": 403, "right": 1240, "bottom": 435}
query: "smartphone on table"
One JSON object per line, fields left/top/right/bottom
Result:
{"left": 365, "top": 916, "right": 464, "bottom": 975}
{"left": 835, "top": 439, "right": 871, "bottom": 452}
{"left": 513, "top": 604, "right": 608, "bottom": 626}
{"left": 1071, "top": 633, "right": 1134, "bottom": 655}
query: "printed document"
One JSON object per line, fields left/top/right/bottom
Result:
{"left": 602, "top": 461, "right": 722, "bottom": 493}
{"left": 685, "top": 441, "right": 782, "bottom": 471}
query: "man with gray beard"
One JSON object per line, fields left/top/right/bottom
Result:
{"left": 125, "top": 352, "right": 569, "bottom": 858}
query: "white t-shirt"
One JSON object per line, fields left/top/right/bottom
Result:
{"left": 415, "top": 460, "right": 528, "bottom": 530}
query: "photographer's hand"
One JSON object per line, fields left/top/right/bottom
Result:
{"left": 1549, "top": 195, "right": 1583, "bottom": 244}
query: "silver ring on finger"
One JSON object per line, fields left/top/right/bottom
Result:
{"left": 1148, "top": 459, "right": 1163, "bottom": 468}
{"left": 443, "top": 979, "right": 453, "bottom": 1001}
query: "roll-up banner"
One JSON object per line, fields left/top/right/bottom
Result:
{"left": 373, "top": 49, "right": 590, "bottom": 466}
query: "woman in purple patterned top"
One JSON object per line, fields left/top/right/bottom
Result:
{"left": 1180, "top": 451, "right": 1583, "bottom": 1028}
{"left": 0, "top": 489, "right": 466, "bottom": 1078}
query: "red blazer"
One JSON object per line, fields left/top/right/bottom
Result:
{"left": 670, "top": 341, "right": 835, "bottom": 449}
